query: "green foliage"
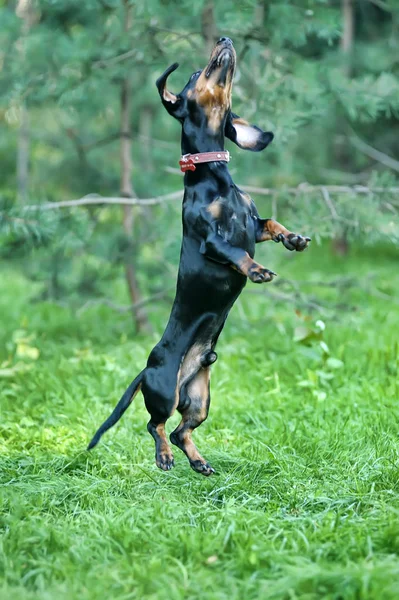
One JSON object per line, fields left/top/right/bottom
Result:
{"left": 0, "top": 0, "right": 398, "bottom": 303}
{"left": 1, "top": 245, "right": 399, "bottom": 599}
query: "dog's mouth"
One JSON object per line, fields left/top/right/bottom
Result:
{"left": 193, "top": 38, "right": 236, "bottom": 127}
{"left": 204, "top": 42, "right": 236, "bottom": 84}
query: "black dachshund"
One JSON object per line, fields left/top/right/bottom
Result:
{"left": 88, "top": 37, "right": 310, "bottom": 475}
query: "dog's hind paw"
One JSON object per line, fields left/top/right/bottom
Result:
{"left": 190, "top": 460, "right": 215, "bottom": 476}
{"left": 156, "top": 453, "right": 175, "bottom": 471}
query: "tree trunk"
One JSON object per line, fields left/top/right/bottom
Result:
{"left": 17, "top": 102, "right": 29, "bottom": 204}
{"left": 120, "top": 2, "right": 151, "bottom": 333}
{"left": 333, "top": 0, "right": 355, "bottom": 256}
{"left": 341, "top": 0, "right": 354, "bottom": 76}
{"left": 254, "top": 1, "right": 266, "bottom": 26}
{"left": 16, "top": 1, "right": 36, "bottom": 204}
{"left": 139, "top": 106, "right": 154, "bottom": 173}
{"left": 201, "top": 1, "right": 217, "bottom": 56}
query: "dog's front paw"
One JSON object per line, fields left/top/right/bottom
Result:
{"left": 248, "top": 264, "right": 276, "bottom": 283}
{"left": 276, "top": 233, "right": 311, "bottom": 252}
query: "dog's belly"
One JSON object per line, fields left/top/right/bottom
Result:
{"left": 176, "top": 237, "right": 246, "bottom": 310}
{"left": 146, "top": 234, "right": 249, "bottom": 379}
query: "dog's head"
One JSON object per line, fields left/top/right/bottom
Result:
{"left": 156, "top": 37, "right": 273, "bottom": 152}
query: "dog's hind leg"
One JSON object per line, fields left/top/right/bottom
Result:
{"left": 143, "top": 371, "right": 180, "bottom": 471}
{"left": 170, "top": 366, "right": 215, "bottom": 476}
{"left": 147, "top": 421, "right": 175, "bottom": 471}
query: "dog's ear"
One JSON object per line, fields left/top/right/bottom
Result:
{"left": 225, "top": 111, "right": 274, "bottom": 151}
{"left": 156, "top": 63, "right": 186, "bottom": 119}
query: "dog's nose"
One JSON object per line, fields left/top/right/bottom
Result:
{"left": 218, "top": 37, "right": 233, "bottom": 45}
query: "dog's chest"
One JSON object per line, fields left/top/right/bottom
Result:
{"left": 207, "top": 193, "right": 255, "bottom": 250}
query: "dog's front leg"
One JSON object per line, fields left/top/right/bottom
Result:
{"left": 200, "top": 233, "right": 276, "bottom": 283}
{"left": 255, "top": 218, "right": 311, "bottom": 252}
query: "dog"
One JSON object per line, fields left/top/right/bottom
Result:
{"left": 88, "top": 37, "right": 310, "bottom": 475}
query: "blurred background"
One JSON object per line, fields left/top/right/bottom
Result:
{"left": 2, "top": 5, "right": 399, "bottom": 596}
{"left": 0, "top": 0, "right": 398, "bottom": 336}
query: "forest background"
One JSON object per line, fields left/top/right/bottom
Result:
{"left": 1, "top": 2, "right": 399, "bottom": 599}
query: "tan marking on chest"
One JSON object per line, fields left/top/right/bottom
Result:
{"left": 207, "top": 198, "right": 223, "bottom": 219}
{"left": 194, "top": 73, "right": 232, "bottom": 133}
{"left": 240, "top": 192, "right": 252, "bottom": 206}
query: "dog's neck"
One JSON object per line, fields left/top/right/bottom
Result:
{"left": 182, "top": 159, "right": 233, "bottom": 193}
{"left": 181, "top": 129, "right": 233, "bottom": 191}
{"left": 181, "top": 136, "right": 225, "bottom": 155}
{"left": 180, "top": 117, "right": 228, "bottom": 153}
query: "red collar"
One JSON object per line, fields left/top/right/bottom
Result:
{"left": 179, "top": 151, "right": 230, "bottom": 172}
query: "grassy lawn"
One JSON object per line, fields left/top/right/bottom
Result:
{"left": 1, "top": 243, "right": 399, "bottom": 599}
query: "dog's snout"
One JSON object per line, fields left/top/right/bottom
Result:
{"left": 218, "top": 37, "right": 233, "bottom": 45}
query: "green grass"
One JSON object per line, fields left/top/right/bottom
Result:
{"left": 1, "top": 243, "right": 399, "bottom": 599}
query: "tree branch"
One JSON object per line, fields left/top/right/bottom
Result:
{"left": 368, "top": 0, "right": 392, "bottom": 11}
{"left": 83, "top": 132, "right": 124, "bottom": 152}
{"left": 92, "top": 48, "right": 138, "bottom": 69}
{"left": 76, "top": 288, "right": 174, "bottom": 316}
{"left": 349, "top": 132, "right": 399, "bottom": 174}
{"left": 242, "top": 184, "right": 399, "bottom": 196}
{"left": 24, "top": 184, "right": 399, "bottom": 212}
{"left": 26, "top": 191, "right": 183, "bottom": 211}
{"left": 321, "top": 186, "right": 339, "bottom": 220}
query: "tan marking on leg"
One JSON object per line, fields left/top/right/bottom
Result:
{"left": 173, "top": 366, "right": 182, "bottom": 413}
{"left": 154, "top": 423, "right": 174, "bottom": 470}
{"left": 171, "top": 367, "right": 212, "bottom": 472}
{"left": 235, "top": 253, "right": 256, "bottom": 277}
{"left": 178, "top": 428, "right": 205, "bottom": 463}
{"left": 265, "top": 219, "right": 292, "bottom": 238}
{"left": 180, "top": 343, "right": 207, "bottom": 386}
{"left": 155, "top": 423, "right": 170, "bottom": 454}
{"left": 234, "top": 254, "right": 274, "bottom": 283}
{"left": 171, "top": 419, "right": 207, "bottom": 466}
{"left": 174, "top": 343, "right": 209, "bottom": 411}
{"left": 256, "top": 219, "right": 293, "bottom": 243}
{"left": 257, "top": 230, "right": 273, "bottom": 242}
{"left": 187, "top": 367, "right": 210, "bottom": 422}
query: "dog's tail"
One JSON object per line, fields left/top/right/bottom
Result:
{"left": 87, "top": 370, "right": 145, "bottom": 450}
